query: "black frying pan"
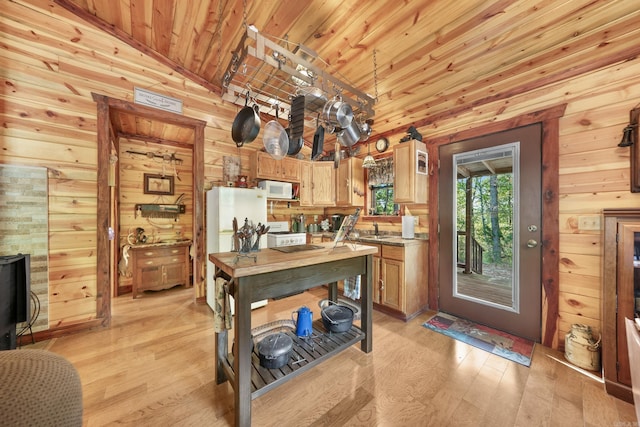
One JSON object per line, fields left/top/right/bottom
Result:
{"left": 311, "top": 116, "right": 325, "bottom": 160}
{"left": 231, "top": 94, "right": 260, "bottom": 147}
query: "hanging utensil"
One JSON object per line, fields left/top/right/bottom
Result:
{"left": 311, "top": 114, "right": 325, "bottom": 161}
{"left": 263, "top": 104, "right": 289, "bottom": 160}
{"left": 231, "top": 92, "right": 261, "bottom": 147}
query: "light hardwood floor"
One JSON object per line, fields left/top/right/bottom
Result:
{"left": 24, "top": 286, "right": 636, "bottom": 426}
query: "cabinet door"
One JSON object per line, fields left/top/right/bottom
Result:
{"left": 164, "top": 261, "right": 187, "bottom": 286}
{"left": 312, "top": 162, "right": 335, "bottom": 206}
{"left": 393, "top": 143, "right": 414, "bottom": 203}
{"left": 299, "top": 161, "right": 313, "bottom": 206}
{"left": 336, "top": 158, "right": 364, "bottom": 206}
{"left": 393, "top": 139, "right": 427, "bottom": 203}
{"left": 281, "top": 157, "right": 300, "bottom": 182}
{"left": 373, "top": 254, "right": 382, "bottom": 304}
{"left": 256, "top": 152, "right": 280, "bottom": 180}
{"left": 381, "top": 258, "right": 405, "bottom": 312}
{"left": 138, "top": 265, "right": 163, "bottom": 289}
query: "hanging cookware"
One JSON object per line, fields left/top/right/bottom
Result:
{"left": 311, "top": 115, "right": 325, "bottom": 160}
{"left": 322, "top": 97, "right": 354, "bottom": 132}
{"left": 297, "top": 86, "right": 327, "bottom": 114}
{"left": 289, "top": 95, "right": 306, "bottom": 139}
{"left": 257, "top": 332, "right": 293, "bottom": 369}
{"left": 287, "top": 135, "right": 304, "bottom": 156}
{"left": 336, "top": 119, "right": 361, "bottom": 148}
{"left": 262, "top": 105, "right": 289, "bottom": 160}
{"left": 321, "top": 303, "right": 354, "bottom": 333}
{"left": 292, "top": 306, "right": 313, "bottom": 337}
{"left": 231, "top": 93, "right": 261, "bottom": 147}
{"left": 358, "top": 118, "right": 373, "bottom": 142}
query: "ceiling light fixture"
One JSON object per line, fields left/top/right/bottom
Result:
{"left": 362, "top": 141, "right": 376, "bottom": 168}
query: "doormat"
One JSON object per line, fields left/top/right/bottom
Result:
{"left": 423, "top": 312, "right": 535, "bottom": 367}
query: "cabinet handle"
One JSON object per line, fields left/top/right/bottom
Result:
{"left": 380, "top": 280, "right": 384, "bottom": 291}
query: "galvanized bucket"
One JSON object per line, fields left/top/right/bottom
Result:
{"left": 565, "top": 323, "right": 601, "bottom": 371}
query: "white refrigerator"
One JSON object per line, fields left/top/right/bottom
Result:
{"left": 206, "top": 187, "right": 268, "bottom": 311}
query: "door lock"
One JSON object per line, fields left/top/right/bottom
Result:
{"left": 527, "top": 225, "right": 538, "bottom": 232}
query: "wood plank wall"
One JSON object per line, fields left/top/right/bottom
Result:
{"left": 2, "top": 0, "right": 640, "bottom": 349}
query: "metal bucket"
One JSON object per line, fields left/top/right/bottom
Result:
{"left": 564, "top": 323, "right": 601, "bottom": 371}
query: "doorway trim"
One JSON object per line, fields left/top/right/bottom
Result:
{"left": 427, "top": 104, "right": 566, "bottom": 347}
{"left": 93, "top": 93, "right": 206, "bottom": 323}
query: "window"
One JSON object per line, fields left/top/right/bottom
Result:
{"left": 367, "top": 157, "right": 397, "bottom": 216}
{"left": 370, "top": 184, "right": 397, "bottom": 215}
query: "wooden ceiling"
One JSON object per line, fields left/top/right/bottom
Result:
{"left": 55, "top": 0, "right": 640, "bottom": 145}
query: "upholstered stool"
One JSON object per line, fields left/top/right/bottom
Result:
{"left": 0, "top": 349, "right": 83, "bottom": 426}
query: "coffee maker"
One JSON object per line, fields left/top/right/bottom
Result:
{"left": 331, "top": 214, "right": 344, "bottom": 232}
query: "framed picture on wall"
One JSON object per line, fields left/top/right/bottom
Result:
{"left": 144, "top": 174, "right": 174, "bottom": 195}
{"left": 416, "top": 150, "right": 428, "bottom": 175}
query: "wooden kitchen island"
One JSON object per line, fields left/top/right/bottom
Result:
{"left": 208, "top": 242, "right": 377, "bottom": 427}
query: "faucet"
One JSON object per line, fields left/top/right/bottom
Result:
{"left": 373, "top": 222, "right": 379, "bottom": 237}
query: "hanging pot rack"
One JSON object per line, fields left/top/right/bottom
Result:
{"left": 221, "top": 26, "right": 376, "bottom": 131}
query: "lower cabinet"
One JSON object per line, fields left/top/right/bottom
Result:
{"left": 129, "top": 241, "right": 191, "bottom": 298}
{"left": 370, "top": 241, "right": 428, "bottom": 320}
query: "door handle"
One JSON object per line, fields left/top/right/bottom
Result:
{"left": 526, "top": 239, "right": 538, "bottom": 248}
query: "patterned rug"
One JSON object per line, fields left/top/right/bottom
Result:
{"left": 423, "top": 312, "right": 535, "bottom": 367}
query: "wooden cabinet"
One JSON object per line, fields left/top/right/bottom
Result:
{"left": 299, "top": 161, "right": 335, "bottom": 206}
{"left": 129, "top": 241, "right": 191, "bottom": 298}
{"left": 603, "top": 209, "right": 640, "bottom": 403}
{"left": 369, "top": 240, "right": 428, "bottom": 320}
{"left": 393, "top": 139, "right": 428, "bottom": 204}
{"left": 336, "top": 157, "right": 365, "bottom": 206}
{"left": 250, "top": 151, "right": 300, "bottom": 182}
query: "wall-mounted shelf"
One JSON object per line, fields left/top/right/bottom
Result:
{"left": 134, "top": 204, "right": 186, "bottom": 219}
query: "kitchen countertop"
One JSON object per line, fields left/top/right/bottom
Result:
{"left": 209, "top": 241, "right": 377, "bottom": 278}
{"left": 307, "top": 231, "right": 428, "bottom": 247}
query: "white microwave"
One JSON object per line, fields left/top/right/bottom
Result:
{"left": 257, "top": 180, "right": 293, "bottom": 199}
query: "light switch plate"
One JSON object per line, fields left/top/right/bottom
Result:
{"left": 578, "top": 215, "right": 601, "bottom": 230}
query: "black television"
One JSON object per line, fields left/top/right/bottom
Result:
{"left": 0, "top": 254, "right": 30, "bottom": 350}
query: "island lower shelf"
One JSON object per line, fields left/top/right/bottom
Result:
{"left": 221, "top": 320, "right": 365, "bottom": 400}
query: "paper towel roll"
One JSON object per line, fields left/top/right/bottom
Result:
{"left": 402, "top": 216, "right": 415, "bottom": 239}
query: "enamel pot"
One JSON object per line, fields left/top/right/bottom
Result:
{"left": 321, "top": 304, "right": 354, "bottom": 333}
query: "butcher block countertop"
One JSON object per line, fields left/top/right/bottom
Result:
{"left": 208, "top": 242, "right": 378, "bottom": 278}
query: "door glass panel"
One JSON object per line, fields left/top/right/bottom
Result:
{"left": 452, "top": 143, "right": 520, "bottom": 312}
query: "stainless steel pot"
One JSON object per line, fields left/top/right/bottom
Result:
{"left": 336, "top": 119, "right": 361, "bottom": 147}
{"left": 323, "top": 98, "right": 354, "bottom": 130}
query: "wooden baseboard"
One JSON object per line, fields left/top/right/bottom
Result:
{"left": 604, "top": 379, "right": 634, "bottom": 403}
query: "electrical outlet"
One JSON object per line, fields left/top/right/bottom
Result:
{"left": 578, "top": 215, "right": 601, "bottom": 231}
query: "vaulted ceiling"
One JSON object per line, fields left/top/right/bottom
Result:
{"left": 55, "top": 0, "right": 640, "bottom": 145}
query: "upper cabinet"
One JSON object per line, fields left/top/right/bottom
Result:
{"left": 393, "top": 139, "right": 428, "bottom": 204}
{"left": 250, "top": 151, "right": 301, "bottom": 182}
{"left": 336, "top": 157, "right": 365, "bottom": 207}
{"left": 300, "top": 161, "right": 335, "bottom": 207}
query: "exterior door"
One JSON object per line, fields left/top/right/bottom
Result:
{"left": 439, "top": 124, "right": 542, "bottom": 341}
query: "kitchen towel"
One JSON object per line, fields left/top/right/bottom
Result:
{"left": 214, "top": 277, "right": 232, "bottom": 332}
{"left": 343, "top": 275, "right": 361, "bottom": 300}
